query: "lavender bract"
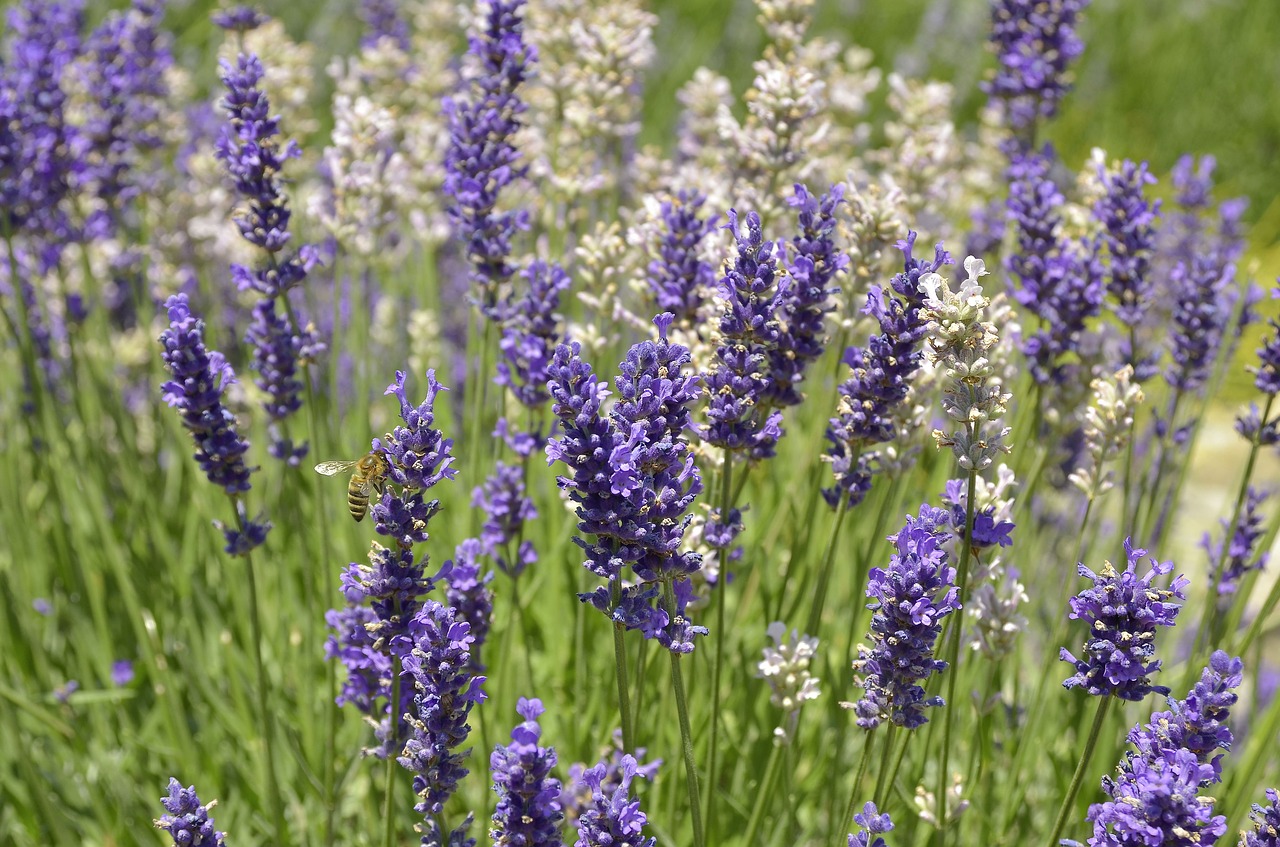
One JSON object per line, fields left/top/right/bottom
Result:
{"left": 849, "top": 504, "right": 958, "bottom": 730}
{"left": 155, "top": 779, "right": 225, "bottom": 847}
{"left": 1060, "top": 539, "right": 1188, "bottom": 702}
{"left": 399, "top": 601, "right": 487, "bottom": 817}
{"left": 490, "top": 697, "right": 563, "bottom": 847}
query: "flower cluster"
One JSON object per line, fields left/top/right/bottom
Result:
{"left": 443, "top": 0, "right": 534, "bottom": 315}
{"left": 824, "top": 233, "right": 951, "bottom": 508}
{"left": 758, "top": 621, "right": 821, "bottom": 743}
{"left": 984, "top": 0, "right": 1089, "bottom": 135}
{"left": 561, "top": 736, "right": 661, "bottom": 829}
{"left": 1095, "top": 158, "right": 1161, "bottom": 380}
{"left": 359, "top": 0, "right": 409, "bottom": 50}
{"left": 546, "top": 314, "right": 707, "bottom": 652}
{"left": 848, "top": 801, "right": 894, "bottom": 847}
{"left": 940, "top": 474, "right": 1015, "bottom": 553}
{"left": 765, "top": 183, "right": 848, "bottom": 408}
{"left": 490, "top": 698, "right": 563, "bottom": 847}
{"left": 1204, "top": 487, "right": 1270, "bottom": 595}
{"left": 495, "top": 259, "right": 571, "bottom": 412}
{"left": 399, "top": 601, "right": 487, "bottom": 817}
{"left": 645, "top": 190, "right": 718, "bottom": 326}
{"left": 919, "top": 256, "right": 1013, "bottom": 472}
{"left": 847, "top": 505, "right": 958, "bottom": 730}
{"left": 1247, "top": 283, "right": 1280, "bottom": 397}
{"left": 703, "top": 209, "right": 786, "bottom": 458}
{"left": 324, "top": 604, "right": 387, "bottom": 715}
{"left": 1060, "top": 540, "right": 1188, "bottom": 701}
{"left": 154, "top": 779, "right": 225, "bottom": 847}
{"left": 1069, "top": 366, "right": 1145, "bottom": 501}
{"left": 472, "top": 461, "right": 537, "bottom": 577}
{"left": 572, "top": 753, "right": 657, "bottom": 847}
{"left": 211, "top": 5, "right": 268, "bottom": 32}
{"left": 1244, "top": 790, "right": 1280, "bottom": 847}
{"left": 443, "top": 539, "right": 495, "bottom": 674}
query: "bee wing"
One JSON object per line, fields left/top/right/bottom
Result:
{"left": 314, "top": 460, "right": 358, "bottom": 476}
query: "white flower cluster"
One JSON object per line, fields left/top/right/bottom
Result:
{"left": 1068, "top": 365, "right": 1145, "bottom": 500}
{"left": 919, "top": 257, "right": 1014, "bottom": 471}
{"left": 757, "top": 621, "right": 821, "bottom": 744}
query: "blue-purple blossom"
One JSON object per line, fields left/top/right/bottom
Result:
{"left": 211, "top": 5, "right": 268, "bottom": 32}
{"left": 851, "top": 505, "right": 959, "bottom": 730}
{"left": 1060, "top": 539, "right": 1188, "bottom": 701}
{"left": 547, "top": 315, "right": 707, "bottom": 653}
{"left": 1087, "top": 748, "right": 1225, "bottom": 847}
{"left": 1237, "top": 402, "right": 1280, "bottom": 447}
{"left": 848, "top": 801, "right": 894, "bottom": 847}
{"left": 490, "top": 697, "right": 563, "bottom": 847}
{"left": 765, "top": 183, "right": 848, "bottom": 408}
{"left": 359, "top": 0, "right": 409, "bottom": 50}
{"left": 1244, "top": 789, "right": 1280, "bottom": 847}
{"left": 1249, "top": 284, "right": 1280, "bottom": 396}
{"left": 1004, "top": 147, "right": 1104, "bottom": 384}
{"left": 1165, "top": 255, "right": 1236, "bottom": 393}
{"left": 325, "top": 604, "right": 389, "bottom": 716}
{"left": 495, "top": 259, "right": 570, "bottom": 409}
{"left": 573, "top": 753, "right": 656, "bottom": 847}
{"left": 984, "top": 0, "right": 1089, "bottom": 134}
{"left": 155, "top": 779, "right": 225, "bottom": 847}
{"left": 444, "top": 539, "right": 495, "bottom": 674}
{"left": 941, "top": 478, "right": 1015, "bottom": 553}
{"left": 473, "top": 462, "right": 538, "bottom": 577}
{"left": 375, "top": 369, "right": 459, "bottom": 491}
{"left": 1095, "top": 159, "right": 1161, "bottom": 380}
{"left": 647, "top": 190, "right": 717, "bottom": 325}
{"left": 54, "top": 680, "right": 79, "bottom": 703}
{"left": 1126, "top": 650, "right": 1242, "bottom": 784}
{"left": 33, "top": 598, "right": 51, "bottom": 615}
{"left": 399, "top": 601, "right": 487, "bottom": 817}
{"left": 561, "top": 734, "right": 661, "bottom": 828}
{"left": 1204, "top": 487, "right": 1270, "bottom": 595}
{"left": 443, "top": 0, "right": 534, "bottom": 315}
{"left": 245, "top": 297, "right": 317, "bottom": 464}
{"left": 111, "top": 660, "right": 135, "bottom": 686}
{"left": 158, "top": 295, "right": 255, "bottom": 494}
{"left": 824, "top": 233, "right": 951, "bottom": 508}
{"left": 703, "top": 209, "right": 785, "bottom": 458}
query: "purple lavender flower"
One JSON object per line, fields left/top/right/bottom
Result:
{"left": 245, "top": 297, "right": 312, "bottom": 464}
{"left": 359, "top": 0, "right": 409, "bottom": 50}
{"left": 325, "top": 604, "right": 390, "bottom": 716}
{"left": 851, "top": 505, "right": 959, "bottom": 730}
{"left": 1165, "top": 255, "right": 1236, "bottom": 393}
{"left": 547, "top": 315, "right": 707, "bottom": 653}
{"left": 765, "top": 183, "right": 848, "bottom": 408}
{"left": 1204, "top": 487, "right": 1270, "bottom": 595}
{"left": 825, "top": 233, "right": 951, "bottom": 508}
{"left": 111, "top": 660, "right": 135, "bottom": 686}
{"left": 444, "top": 539, "right": 495, "bottom": 674}
{"left": 473, "top": 462, "right": 538, "bottom": 577}
{"left": 964, "top": 198, "right": 1006, "bottom": 264}
{"left": 1095, "top": 160, "right": 1161, "bottom": 380}
{"left": 573, "top": 753, "right": 656, "bottom": 847}
{"left": 647, "top": 190, "right": 717, "bottom": 325}
{"left": 32, "top": 598, "right": 51, "bottom": 616}
{"left": 1236, "top": 401, "right": 1280, "bottom": 447}
{"left": 443, "top": 0, "right": 534, "bottom": 315}
{"left": 561, "top": 733, "right": 661, "bottom": 828}
{"left": 0, "top": 0, "right": 82, "bottom": 254}
{"left": 155, "top": 779, "right": 225, "bottom": 846}
{"left": 1244, "top": 789, "right": 1280, "bottom": 847}
{"left": 1087, "top": 748, "right": 1225, "bottom": 847}
{"left": 941, "top": 479, "right": 1014, "bottom": 553}
{"left": 1248, "top": 283, "right": 1280, "bottom": 396}
{"left": 211, "top": 5, "right": 267, "bottom": 32}
{"left": 1060, "top": 539, "right": 1188, "bottom": 702}
{"left": 54, "top": 680, "right": 79, "bottom": 703}
{"left": 984, "top": 0, "right": 1090, "bottom": 135}
{"left": 1126, "top": 650, "right": 1242, "bottom": 783}
{"left": 158, "top": 295, "right": 255, "bottom": 495}
{"left": 848, "top": 801, "right": 894, "bottom": 847}
{"left": 398, "top": 601, "right": 487, "bottom": 816}
{"left": 490, "top": 698, "right": 563, "bottom": 847}
{"left": 703, "top": 209, "right": 785, "bottom": 458}
{"left": 375, "top": 369, "right": 459, "bottom": 491}
{"left": 495, "top": 260, "right": 570, "bottom": 409}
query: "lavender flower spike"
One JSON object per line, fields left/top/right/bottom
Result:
{"left": 1087, "top": 748, "right": 1225, "bottom": 847}
{"left": 573, "top": 753, "right": 657, "bottom": 847}
{"left": 1204, "top": 487, "right": 1270, "bottom": 595}
{"left": 646, "top": 190, "right": 717, "bottom": 326}
{"left": 443, "top": 539, "right": 495, "bottom": 674}
{"left": 490, "top": 698, "right": 563, "bottom": 847}
{"left": 984, "top": 0, "right": 1090, "bottom": 134}
{"left": 155, "top": 779, "right": 225, "bottom": 847}
{"left": 847, "top": 505, "right": 958, "bottom": 730}
{"left": 1060, "top": 539, "right": 1188, "bottom": 702}
{"left": 399, "top": 601, "right": 487, "bottom": 817}
{"left": 1095, "top": 159, "right": 1161, "bottom": 380}
{"left": 473, "top": 461, "right": 538, "bottom": 577}
{"left": 1244, "top": 789, "right": 1280, "bottom": 847}
{"left": 848, "top": 801, "right": 894, "bottom": 847}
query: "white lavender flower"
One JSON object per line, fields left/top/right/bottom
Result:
{"left": 919, "top": 256, "right": 1013, "bottom": 471}
{"left": 1068, "top": 364, "right": 1145, "bottom": 500}
{"left": 757, "top": 622, "right": 821, "bottom": 744}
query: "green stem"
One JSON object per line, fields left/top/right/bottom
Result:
{"left": 872, "top": 724, "right": 900, "bottom": 812}
{"left": 381, "top": 639, "right": 404, "bottom": 847}
{"left": 936, "top": 469, "right": 977, "bottom": 844}
{"left": 840, "top": 730, "right": 878, "bottom": 844}
{"left": 664, "top": 580, "right": 705, "bottom": 847}
{"left": 610, "top": 578, "right": 635, "bottom": 752}
{"left": 807, "top": 488, "right": 852, "bottom": 635}
{"left": 744, "top": 742, "right": 784, "bottom": 847}
{"left": 242, "top": 526, "right": 288, "bottom": 845}
{"left": 705, "top": 449, "right": 735, "bottom": 841}
{"left": 1044, "top": 697, "right": 1113, "bottom": 847}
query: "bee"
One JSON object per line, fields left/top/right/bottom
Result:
{"left": 314, "top": 451, "right": 391, "bottom": 522}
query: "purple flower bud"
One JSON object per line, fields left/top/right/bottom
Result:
{"left": 1095, "top": 160, "right": 1161, "bottom": 380}
{"left": 444, "top": 539, "right": 495, "bottom": 674}
{"left": 490, "top": 698, "right": 563, "bottom": 847}
{"left": 155, "top": 779, "right": 225, "bottom": 846}
{"left": 572, "top": 753, "right": 656, "bottom": 847}
{"left": 473, "top": 462, "right": 538, "bottom": 577}
{"left": 849, "top": 801, "right": 894, "bottom": 847}
{"left": 1203, "top": 487, "right": 1269, "bottom": 595}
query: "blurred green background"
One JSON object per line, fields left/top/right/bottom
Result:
{"left": 132, "top": 0, "right": 1280, "bottom": 261}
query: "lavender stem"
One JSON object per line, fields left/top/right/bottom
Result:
{"left": 1044, "top": 696, "right": 1113, "bottom": 847}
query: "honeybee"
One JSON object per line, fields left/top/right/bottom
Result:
{"left": 314, "top": 451, "right": 391, "bottom": 522}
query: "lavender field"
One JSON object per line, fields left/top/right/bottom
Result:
{"left": 2, "top": 1, "right": 1280, "bottom": 846}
